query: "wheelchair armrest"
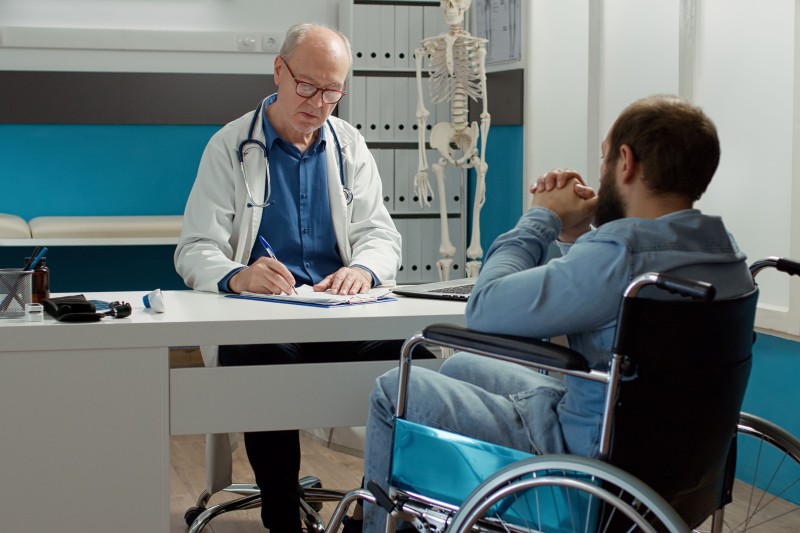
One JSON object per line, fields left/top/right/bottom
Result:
{"left": 421, "top": 324, "right": 590, "bottom": 372}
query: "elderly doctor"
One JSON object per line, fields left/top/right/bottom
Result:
{"left": 175, "top": 23, "right": 413, "bottom": 533}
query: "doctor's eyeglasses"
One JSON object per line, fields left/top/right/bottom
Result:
{"left": 281, "top": 57, "right": 347, "bottom": 104}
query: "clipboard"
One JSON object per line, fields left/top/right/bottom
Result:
{"left": 226, "top": 294, "right": 397, "bottom": 308}
{"left": 226, "top": 285, "right": 396, "bottom": 308}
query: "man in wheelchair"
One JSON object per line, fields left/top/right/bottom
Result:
{"left": 357, "top": 94, "right": 757, "bottom": 532}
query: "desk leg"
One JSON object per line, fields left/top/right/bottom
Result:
{"left": 0, "top": 346, "right": 170, "bottom": 533}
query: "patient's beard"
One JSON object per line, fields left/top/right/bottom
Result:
{"left": 594, "top": 170, "right": 626, "bottom": 227}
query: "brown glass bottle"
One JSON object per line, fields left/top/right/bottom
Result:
{"left": 24, "top": 256, "right": 50, "bottom": 304}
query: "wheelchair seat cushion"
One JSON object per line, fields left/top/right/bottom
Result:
{"left": 390, "top": 419, "right": 601, "bottom": 530}
{"left": 390, "top": 419, "right": 532, "bottom": 506}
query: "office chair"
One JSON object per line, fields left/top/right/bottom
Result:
{"left": 184, "top": 348, "right": 435, "bottom": 532}
{"left": 183, "top": 376, "right": 348, "bottom": 533}
{"left": 185, "top": 467, "right": 344, "bottom": 533}
{"left": 359, "top": 270, "right": 761, "bottom": 532}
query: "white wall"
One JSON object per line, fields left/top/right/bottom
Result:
{"left": 525, "top": 0, "right": 591, "bottom": 187}
{"left": 694, "top": 0, "right": 795, "bottom": 326}
{"left": 525, "top": 0, "right": 800, "bottom": 335}
{"left": 0, "top": 0, "right": 339, "bottom": 73}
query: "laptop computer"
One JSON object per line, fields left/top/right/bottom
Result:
{"left": 392, "top": 278, "right": 476, "bottom": 301}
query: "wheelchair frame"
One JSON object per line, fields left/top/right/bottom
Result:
{"left": 355, "top": 257, "right": 800, "bottom": 533}
{"left": 383, "top": 278, "right": 702, "bottom": 533}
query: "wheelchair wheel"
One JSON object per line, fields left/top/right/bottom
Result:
{"left": 447, "top": 454, "right": 688, "bottom": 533}
{"left": 697, "top": 412, "right": 800, "bottom": 532}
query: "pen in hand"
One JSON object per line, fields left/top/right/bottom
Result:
{"left": 258, "top": 235, "right": 298, "bottom": 295}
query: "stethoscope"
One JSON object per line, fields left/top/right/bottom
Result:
{"left": 238, "top": 99, "right": 353, "bottom": 209}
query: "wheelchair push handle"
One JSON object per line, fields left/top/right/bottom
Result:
{"left": 656, "top": 273, "right": 716, "bottom": 301}
{"left": 750, "top": 256, "right": 800, "bottom": 278}
{"left": 624, "top": 272, "right": 716, "bottom": 301}
{"left": 777, "top": 257, "right": 800, "bottom": 275}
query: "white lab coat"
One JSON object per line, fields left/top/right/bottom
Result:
{"left": 174, "top": 102, "right": 401, "bottom": 493}
{"left": 175, "top": 105, "right": 401, "bottom": 293}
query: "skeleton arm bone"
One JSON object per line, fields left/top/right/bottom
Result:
{"left": 414, "top": 46, "right": 434, "bottom": 207}
{"left": 476, "top": 43, "right": 491, "bottom": 177}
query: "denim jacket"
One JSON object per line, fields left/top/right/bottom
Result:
{"left": 466, "top": 207, "right": 753, "bottom": 457}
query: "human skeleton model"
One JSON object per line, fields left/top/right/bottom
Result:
{"left": 414, "top": 0, "right": 490, "bottom": 279}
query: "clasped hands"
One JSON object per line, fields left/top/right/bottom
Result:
{"left": 530, "top": 169, "right": 598, "bottom": 243}
{"left": 229, "top": 261, "right": 372, "bottom": 296}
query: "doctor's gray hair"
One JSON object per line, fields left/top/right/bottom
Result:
{"left": 280, "top": 23, "right": 353, "bottom": 66}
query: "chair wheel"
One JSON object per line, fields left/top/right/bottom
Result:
{"left": 301, "top": 480, "right": 324, "bottom": 512}
{"left": 184, "top": 507, "right": 203, "bottom": 526}
{"left": 309, "top": 501, "right": 324, "bottom": 512}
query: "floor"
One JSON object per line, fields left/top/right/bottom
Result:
{"left": 170, "top": 432, "right": 363, "bottom": 532}
{"left": 170, "top": 348, "right": 363, "bottom": 532}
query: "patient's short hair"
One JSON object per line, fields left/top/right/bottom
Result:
{"left": 607, "top": 95, "right": 720, "bottom": 201}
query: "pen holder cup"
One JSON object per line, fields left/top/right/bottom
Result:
{"left": 0, "top": 269, "right": 33, "bottom": 319}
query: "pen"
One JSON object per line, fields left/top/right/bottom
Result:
{"left": 258, "top": 235, "right": 298, "bottom": 295}
{"left": 24, "top": 246, "right": 48, "bottom": 271}
{"left": 21, "top": 246, "right": 43, "bottom": 271}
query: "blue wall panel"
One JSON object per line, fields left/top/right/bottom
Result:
{"left": 467, "top": 125, "right": 524, "bottom": 255}
{"left": 740, "top": 333, "right": 800, "bottom": 504}
{"left": 744, "top": 333, "right": 799, "bottom": 435}
{"left": 0, "top": 124, "right": 218, "bottom": 219}
{"left": 0, "top": 124, "right": 218, "bottom": 290}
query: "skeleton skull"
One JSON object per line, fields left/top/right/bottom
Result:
{"left": 442, "top": 0, "right": 471, "bottom": 27}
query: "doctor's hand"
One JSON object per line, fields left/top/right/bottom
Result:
{"left": 531, "top": 171, "right": 597, "bottom": 243}
{"left": 314, "top": 266, "right": 373, "bottom": 295}
{"left": 229, "top": 257, "right": 297, "bottom": 295}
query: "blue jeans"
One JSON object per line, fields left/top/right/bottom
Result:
{"left": 362, "top": 352, "right": 567, "bottom": 532}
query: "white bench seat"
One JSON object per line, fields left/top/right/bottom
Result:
{"left": 28, "top": 215, "right": 183, "bottom": 238}
{"left": 0, "top": 214, "right": 182, "bottom": 246}
{"left": 0, "top": 213, "right": 32, "bottom": 238}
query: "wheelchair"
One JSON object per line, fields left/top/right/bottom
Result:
{"left": 318, "top": 256, "right": 800, "bottom": 533}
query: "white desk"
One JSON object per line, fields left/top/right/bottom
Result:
{"left": 0, "top": 290, "right": 466, "bottom": 532}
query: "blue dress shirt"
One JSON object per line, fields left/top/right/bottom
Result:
{"left": 254, "top": 97, "right": 343, "bottom": 286}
